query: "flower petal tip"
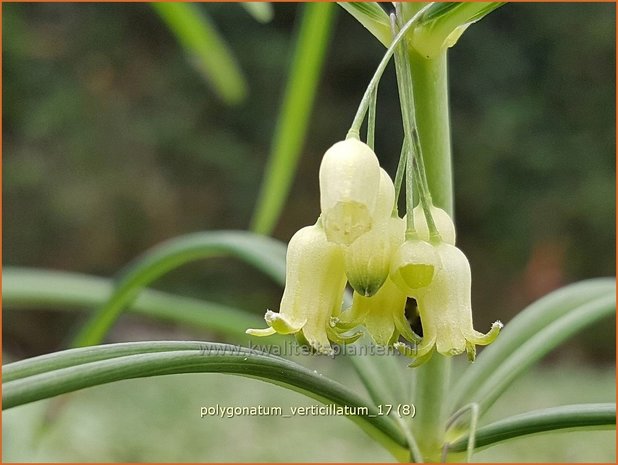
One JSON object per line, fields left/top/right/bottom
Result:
{"left": 246, "top": 327, "right": 276, "bottom": 337}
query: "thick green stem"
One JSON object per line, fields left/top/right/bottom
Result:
{"left": 413, "top": 354, "right": 451, "bottom": 461}
{"left": 408, "top": 49, "right": 453, "bottom": 215}
{"left": 407, "top": 49, "right": 453, "bottom": 461}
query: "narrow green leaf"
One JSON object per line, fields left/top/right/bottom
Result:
{"left": 338, "top": 2, "right": 391, "bottom": 46}
{"left": 345, "top": 2, "right": 390, "bottom": 23}
{"left": 450, "top": 278, "right": 615, "bottom": 412}
{"left": 3, "top": 341, "right": 203, "bottom": 383}
{"left": 71, "top": 231, "right": 286, "bottom": 348}
{"left": 241, "top": 2, "right": 273, "bottom": 23}
{"left": 448, "top": 403, "right": 616, "bottom": 452}
{"left": 152, "top": 2, "right": 247, "bottom": 104}
{"left": 454, "top": 292, "right": 615, "bottom": 415}
{"left": 250, "top": 3, "right": 336, "bottom": 234}
{"left": 3, "top": 267, "right": 270, "bottom": 343}
{"left": 2, "top": 341, "right": 408, "bottom": 460}
{"left": 416, "top": 2, "right": 505, "bottom": 25}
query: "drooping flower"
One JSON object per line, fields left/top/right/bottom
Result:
{"left": 246, "top": 221, "right": 352, "bottom": 354}
{"left": 336, "top": 277, "right": 419, "bottom": 346}
{"left": 319, "top": 138, "right": 381, "bottom": 246}
{"left": 396, "top": 242, "right": 502, "bottom": 366}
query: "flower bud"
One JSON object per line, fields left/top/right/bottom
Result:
{"left": 373, "top": 168, "right": 396, "bottom": 221}
{"left": 412, "top": 205, "right": 456, "bottom": 245}
{"left": 247, "top": 223, "right": 347, "bottom": 354}
{"left": 319, "top": 139, "right": 381, "bottom": 245}
{"left": 345, "top": 216, "right": 404, "bottom": 297}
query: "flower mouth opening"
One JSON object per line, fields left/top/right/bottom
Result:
{"left": 323, "top": 201, "right": 372, "bottom": 245}
{"left": 399, "top": 263, "right": 435, "bottom": 290}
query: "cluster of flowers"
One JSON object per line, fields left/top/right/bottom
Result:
{"left": 247, "top": 138, "right": 501, "bottom": 366}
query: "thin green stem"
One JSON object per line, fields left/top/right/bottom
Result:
{"left": 390, "top": 12, "right": 441, "bottom": 242}
{"left": 443, "top": 403, "right": 479, "bottom": 462}
{"left": 367, "top": 85, "right": 377, "bottom": 150}
{"left": 392, "top": 141, "right": 407, "bottom": 217}
{"left": 405, "top": 145, "right": 417, "bottom": 238}
{"left": 347, "top": 4, "right": 433, "bottom": 139}
{"left": 395, "top": 416, "right": 424, "bottom": 463}
{"left": 390, "top": 15, "right": 416, "bottom": 237}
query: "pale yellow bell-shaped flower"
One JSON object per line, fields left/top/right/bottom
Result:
{"left": 398, "top": 242, "right": 502, "bottom": 366}
{"left": 337, "top": 277, "right": 419, "bottom": 346}
{"left": 319, "top": 139, "right": 381, "bottom": 246}
{"left": 246, "top": 222, "right": 347, "bottom": 354}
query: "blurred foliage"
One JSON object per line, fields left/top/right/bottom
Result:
{"left": 2, "top": 3, "right": 615, "bottom": 360}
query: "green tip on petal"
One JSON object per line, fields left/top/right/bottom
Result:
{"left": 396, "top": 335, "right": 437, "bottom": 368}
{"left": 265, "top": 310, "right": 306, "bottom": 334}
{"left": 465, "top": 341, "right": 477, "bottom": 362}
{"left": 394, "top": 314, "right": 422, "bottom": 343}
{"left": 295, "top": 331, "right": 333, "bottom": 356}
{"left": 466, "top": 320, "right": 503, "bottom": 346}
{"left": 326, "top": 326, "right": 363, "bottom": 345}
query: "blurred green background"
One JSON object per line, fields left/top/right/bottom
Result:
{"left": 2, "top": 2, "right": 616, "bottom": 462}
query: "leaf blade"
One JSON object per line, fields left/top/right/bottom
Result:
{"left": 448, "top": 403, "right": 616, "bottom": 452}
{"left": 152, "top": 2, "right": 247, "bottom": 104}
{"left": 3, "top": 267, "right": 268, "bottom": 343}
{"left": 250, "top": 2, "right": 336, "bottom": 234}
{"left": 241, "top": 2, "right": 273, "bottom": 23}
{"left": 338, "top": 2, "right": 391, "bottom": 46}
{"left": 70, "top": 231, "right": 287, "bottom": 347}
